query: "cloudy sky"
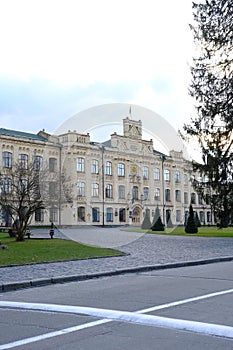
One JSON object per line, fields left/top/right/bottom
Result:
{"left": 0, "top": 0, "right": 195, "bottom": 137}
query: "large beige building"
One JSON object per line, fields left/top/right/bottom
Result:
{"left": 0, "top": 115, "right": 212, "bottom": 227}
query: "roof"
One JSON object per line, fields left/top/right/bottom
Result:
{"left": 0, "top": 128, "right": 48, "bottom": 142}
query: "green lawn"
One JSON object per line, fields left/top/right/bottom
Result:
{"left": 0, "top": 232, "right": 123, "bottom": 267}
{"left": 126, "top": 226, "right": 233, "bottom": 237}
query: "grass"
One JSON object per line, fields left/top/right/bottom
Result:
{"left": 125, "top": 226, "right": 233, "bottom": 237}
{"left": 0, "top": 232, "right": 123, "bottom": 267}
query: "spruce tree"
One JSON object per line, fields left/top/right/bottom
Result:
{"left": 184, "top": 0, "right": 233, "bottom": 227}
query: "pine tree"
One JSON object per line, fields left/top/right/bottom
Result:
{"left": 184, "top": 0, "right": 233, "bottom": 227}
{"left": 185, "top": 205, "right": 198, "bottom": 234}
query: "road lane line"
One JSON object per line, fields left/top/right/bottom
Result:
{"left": 137, "top": 287, "right": 233, "bottom": 314}
{"left": 1, "top": 287, "right": 233, "bottom": 348}
{"left": 0, "top": 319, "right": 110, "bottom": 350}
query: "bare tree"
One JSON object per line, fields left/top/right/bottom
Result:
{"left": 0, "top": 161, "right": 56, "bottom": 241}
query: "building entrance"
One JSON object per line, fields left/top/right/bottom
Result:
{"left": 132, "top": 206, "right": 141, "bottom": 225}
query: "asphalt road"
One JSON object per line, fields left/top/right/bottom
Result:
{"left": 1, "top": 261, "right": 233, "bottom": 349}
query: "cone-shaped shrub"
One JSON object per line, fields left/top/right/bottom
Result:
{"left": 151, "top": 206, "right": 165, "bottom": 231}
{"left": 185, "top": 205, "right": 198, "bottom": 233}
{"left": 141, "top": 208, "right": 152, "bottom": 229}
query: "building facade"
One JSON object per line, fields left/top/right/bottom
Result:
{"left": 0, "top": 116, "right": 212, "bottom": 227}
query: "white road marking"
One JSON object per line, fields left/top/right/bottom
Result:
{"left": 0, "top": 319, "right": 110, "bottom": 350}
{"left": 0, "top": 287, "right": 233, "bottom": 348}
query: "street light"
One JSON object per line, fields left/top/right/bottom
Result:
{"left": 160, "top": 154, "right": 166, "bottom": 225}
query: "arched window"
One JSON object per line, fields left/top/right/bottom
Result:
{"left": 92, "top": 207, "right": 100, "bottom": 222}
{"left": 77, "top": 157, "right": 85, "bottom": 172}
{"left": 143, "top": 187, "right": 149, "bottom": 200}
{"left": 91, "top": 159, "right": 99, "bottom": 174}
{"left": 2, "top": 151, "right": 12, "bottom": 168}
{"left": 105, "top": 184, "right": 113, "bottom": 198}
{"left": 143, "top": 166, "right": 149, "bottom": 179}
{"left": 153, "top": 167, "right": 160, "bottom": 180}
{"left": 165, "top": 189, "right": 171, "bottom": 201}
{"left": 78, "top": 206, "right": 85, "bottom": 222}
{"left": 118, "top": 163, "right": 125, "bottom": 177}
{"left": 154, "top": 188, "right": 160, "bottom": 200}
{"left": 118, "top": 185, "right": 125, "bottom": 199}
{"left": 49, "top": 158, "right": 57, "bottom": 172}
{"left": 132, "top": 186, "right": 138, "bottom": 200}
{"left": 77, "top": 181, "right": 85, "bottom": 196}
{"left": 19, "top": 154, "right": 28, "bottom": 169}
{"left": 191, "top": 192, "right": 196, "bottom": 204}
{"left": 92, "top": 183, "right": 99, "bottom": 197}
{"left": 106, "top": 207, "right": 113, "bottom": 222}
{"left": 164, "top": 169, "right": 170, "bottom": 181}
{"left": 105, "top": 161, "right": 112, "bottom": 175}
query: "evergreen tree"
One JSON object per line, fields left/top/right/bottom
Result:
{"left": 185, "top": 205, "right": 198, "bottom": 234}
{"left": 184, "top": 0, "right": 233, "bottom": 227}
{"left": 151, "top": 206, "right": 165, "bottom": 231}
{"left": 194, "top": 211, "right": 201, "bottom": 227}
{"left": 141, "top": 208, "right": 152, "bottom": 230}
{"left": 166, "top": 210, "right": 173, "bottom": 228}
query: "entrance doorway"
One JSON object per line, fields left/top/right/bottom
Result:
{"left": 132, "top": 206, "right": 141, "bottom": 225}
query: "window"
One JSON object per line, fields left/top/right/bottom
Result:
{"left": 184, "top": 192, "right": 188, "bottom": 204}
{"left": 174, "top": 170, "right": 180, "bottom": 183}
{"left": 105, "top": 161, "right": 112, "bottom": 175}
{"left": 200, "top": 211, "right": 204, "bottom": 223}
{"left": 118, "top": 163, "right": 125, "bottom": 177}
{"left": 2, "top": 178, "right": 12, "bottom": 193}
{"left": 198, "top": 193, "right": 203, "bottom": 205}
{"left": 20, "top": 178, "right": 28, "bottom": 191}
{"left": 143, "top": 187, "right": 149, "bottom": 200}
{"left": 154, "top": 188, "right": 160, "bottom": 200}
{"left": 143, "top": 166, "right": 149, "bottom": 180}
{"left": 19, "top": 154, "right": 28, "bottom": 169}
{"left": 35, "top": 208, "right": 44, "bottom": 222}
{"left": 118, "top": 185, "right": 125, "bottom": 199}
{"left": 92, "top": 183, "right": 99, "bottom": 197}
{"left": 132, "top": 186, "right": 138, "bottom": 200}
{"left": 176, "top": 210, "right": 181, "bottom": 222}
{"left": 119, "top": 208, "right": 126, "bottom": 222}
{"left": 78, "top": 206, "right": 85, "bottom": 222}
{"left": 34, "top": 156, "right": 43, "bottom": 170}
{"left": 2, "top": 152, "right": 12, "bottom": 168}
{"left": 49, "top": 182, "right": 57, "bottom": 197}
{"left": 92, "top": 207, "right": 100, "bottom": 222}
{"left": 91, "top": 159, "right": 99, "bottom": 174}
{"left": 49, "top": 207, "right": 58, "bottom": 222}
{"left": 105, "top": 184, "right": 113, "bottom": 198}
{"left": 77, "top": 181, "right": 85, "bottom": 196}
{"left": 175, "top": 189, "right": 181, "bottom": 202}
{"left": 191, "top": 192, "right": 196, "bottom": 204}
{"left": 184, "top": 173, "right": 188, "bottom": 185}
{"left": 164, "top": 169, "right": 170, "bottom": 181}
{"left": 153, "top": 167, "right": 160, "bottom": 180}
{"left": 49, "top": 158, "right": 57, "bottom": 172}
{"left": 106, "top": 208, "right": 113, "bottom": 222}
{"left": 77, "top": 157, "right": 85, "bottom": 172}
{"left": 207, "top": 211, "right": 211, "bottom": 223}
{"left": 165, "top": 189, "right": 171, "bottom": 201}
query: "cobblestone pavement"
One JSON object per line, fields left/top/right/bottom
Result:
{"left": 1, "top": 228, "right": 233, "bottom": 290}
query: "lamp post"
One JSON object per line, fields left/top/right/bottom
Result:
{"left": 160, "top": 155, "right": 166, "bottom": 225}
{"left": 101, "top": 145, "right": 105, "bottom": 227}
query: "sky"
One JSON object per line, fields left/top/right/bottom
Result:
{"left": 0, "top": 0, "right": 196, "bottom": 141}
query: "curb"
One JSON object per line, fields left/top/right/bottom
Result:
{"left": 1, "top": 256, "right": 233, "bottom": 293}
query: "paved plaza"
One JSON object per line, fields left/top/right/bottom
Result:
{"left": 1, "top": 227, "right": 233, "bottom": 291}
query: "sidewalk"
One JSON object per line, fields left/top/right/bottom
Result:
{"left": 1, "top": 228, "right": 233, "bottom": 292}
